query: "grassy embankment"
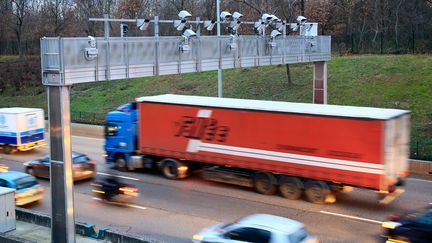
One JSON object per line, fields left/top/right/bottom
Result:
{"left": 1, "top": 55, "right": 431, "bottom": 158}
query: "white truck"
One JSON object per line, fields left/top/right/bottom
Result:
{"left": 0, "top": 108, "right": 45, "bottom": 154}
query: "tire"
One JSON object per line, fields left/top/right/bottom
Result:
{"left": 304, "top": 180, "right": 331, "bottom": 204}
{"left": 253, "top": 172, "right": 277, "bottom": 195}
{"left": 161, "top": 159, "right": 189, "bottom": 180}
{"left": 115, "top": 155, "right": 127, "bottom": 172}
{"left": 3, "top": 145, "right": 13, "bottom": 154}
{"left": 279, "top": 176, "right": 303, "bottom": 200}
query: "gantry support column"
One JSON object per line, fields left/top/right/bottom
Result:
{"left": 48, "top": 85, "right": 76, "bottom": 243}
{"left": 313, "top": 61, "right": 328, "bottom": 104}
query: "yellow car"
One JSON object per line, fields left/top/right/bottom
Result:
{"left": 0, "top": 171, "right": 44, "bottom": 206}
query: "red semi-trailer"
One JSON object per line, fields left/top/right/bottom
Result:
{"left": 104, "top": 94, "right": 410, "bottom": 204}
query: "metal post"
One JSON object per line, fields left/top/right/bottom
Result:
{"left": 104, "top": 14, "right": 109, "bottom": 39}
{"left": 313, "top": 61, "right": 327, "bottom": 104}
{"left": 48, "top": 85, "right": 75, "bottom": 243}
{"left": 154, "top": 16, "right": 160, "bottom": 76}
{"left": 216, "top": 0, "right": 222, "bottom": 97}
{"left": 120, "top": 23, "right": 124, "bottom": 38}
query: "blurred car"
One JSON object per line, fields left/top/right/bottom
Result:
{"left": 0, "top": 171, "right": 44, "bottom": 206}
{"left": 382, "top": 206, "right": 432, "bottom": 243}
{"left": 192, "top": 214, "right": 318, "bottom": 243}
{"left": 0, "top": 163, "right": 8, "bottom": 172}
{"left": 24, "top": 151, "right": 96, "bottom": 181}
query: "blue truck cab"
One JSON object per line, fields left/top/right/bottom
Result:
{"left": 104, "top": 103, "right": 138, "bottom": 170}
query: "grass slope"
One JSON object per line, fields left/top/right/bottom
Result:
{"left": 1, "top": 55, "right": 431, "bottom": 158}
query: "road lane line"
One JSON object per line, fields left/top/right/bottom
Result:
{"left": 92, "top": 197, "right": 147, "bottom": 210}
{"left": 319, "top": 210, "right": 383, "bottom": 224}
{"left": 127, "top": 204, "right": 147, "bottom": 210}
{"left": 96, "top": 172, "right": 139, "bottom": 181}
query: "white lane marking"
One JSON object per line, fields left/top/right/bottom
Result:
{"left": 127, "top": 204, "right": 147, "bottom": 210}
{"left": 408, "top": 178, "right": 432, "bottom": 184}
{"left": 96, "top": 172, "right": 140, "bottom": 181}
{"left": 92, "top": 197, "right": 147, "bottom": 210}
{"left": 319, "top": 210, "right": 383, "bottom": 224}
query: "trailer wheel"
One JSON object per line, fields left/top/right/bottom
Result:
{"left": 279, "top": 176, "right": 303, "bottom": 200}
{"left": 3, "top": 145, "right": 13, "bottom": 154}
{"left": 304, "top": 180, "right": 331, "bottom": 204}
{"left": 161, "top": 159, "right": 189, "bottom": 180}
{"left": 115, "top": 155, "right": 127, "bottom": 172}
{"left": 253, "top": 172, "right": 277, "bottom": 195}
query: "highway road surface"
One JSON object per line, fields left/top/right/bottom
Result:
{"left": 1, "top": 134, "right": 431, "bottom": 243}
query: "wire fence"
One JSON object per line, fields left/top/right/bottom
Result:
{"left": 70, "top": 111, "right": 105, "bottom": 125}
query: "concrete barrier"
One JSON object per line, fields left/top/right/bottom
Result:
{"left": 15, "top": 208, "right": 159, "bottom": 243}
{"left": 409, "top": 159, "right": 432, "bottom": 178}
{"left": 44, "top": 122, "right": 103, "bottom": 139}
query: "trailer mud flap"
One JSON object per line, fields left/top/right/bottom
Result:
{"left": 378, "top": 188, "right": 405, "bottom": 205}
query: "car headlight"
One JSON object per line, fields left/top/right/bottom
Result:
{"left": 382, "top": 221, "right": 402, "bottom": 229}
{"left": 23, "top": 162, "right": 29, "bottom": 167}
{"left": 193, "top": 234, "right": 203, "bottom": 241}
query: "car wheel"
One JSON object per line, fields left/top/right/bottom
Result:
{"left": 279, "top": 176, "right": 303, "bottom": 200}
{"left": 254, "top": 172, "right": 277, "bottom": 195}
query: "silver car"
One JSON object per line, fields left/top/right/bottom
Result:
{"left": 192, "top": 214, "right": 318, "bottom": 243}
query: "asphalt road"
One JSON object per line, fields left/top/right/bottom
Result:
{"left": 1, "top": 135, "right": 431, "bottom": 243}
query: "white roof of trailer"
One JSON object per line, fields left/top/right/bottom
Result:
{"left": 0, "top": 107, "right": 43, "bottom": 114}
{"left": 136, "top": 94, "right": 409, "bottom": 120}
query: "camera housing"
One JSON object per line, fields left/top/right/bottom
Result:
{"left": 220, "top": 11, "right": 232, "bottom": 21}
{"left": 178, "top": 10, "right": 192, "bottom": 20}
{"left": 297, "top": 16, "right": 307, "bottom": 24}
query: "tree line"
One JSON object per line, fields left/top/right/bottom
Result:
{"left": 0, "top": 0, "right": 431, "bottom": 55}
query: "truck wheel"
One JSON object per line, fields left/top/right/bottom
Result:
{"left": 254, "top": 172, "right": 277, "bottom": 195}
{"left": 115, "top": 155, "right": 127, "bottom": 172}
{"left": 161, "top": 159, "right": 189, "bottom": 180}
{"left": 304, "top": 180, "right": 331, "bottom": 204}
{"left": 279, "top": 176, "right": 303, "bottom": 200}
{"left": 3, "top": 145, "right": 13, "bottom": 154}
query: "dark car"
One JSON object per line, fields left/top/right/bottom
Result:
{"left": 382, "top": 206, "right": 432, "bottom": 243}
{"left": 24, "top": 152, "right": 96, "bottom": 181}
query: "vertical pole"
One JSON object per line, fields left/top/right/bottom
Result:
{"left": 120, "top": 23, "right": 124, "bottom": 38}
{"left": 104, "top": 14, "right": 109, "bottom": 39}
{"left": 216, "top": 0, "right": 222, "bottom": 97}
{"left": 49, "top": 85, "right": 75, "bottom": 243}
{"left": 104, "top": 14, "right": 110, "bottom": 80}
{"left": 313, "top": 61, "right": 327, "bottom": 104}
{"left": 154, "top": 16, "right": 160, "bottom": 76}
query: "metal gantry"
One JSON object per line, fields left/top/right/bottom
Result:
{"left": 41, "top": 12, "right": 331, "bottom": 242}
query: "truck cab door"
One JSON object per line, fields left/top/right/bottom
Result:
{"left": 105, "top": 122, "right": 131, "bottom": 152}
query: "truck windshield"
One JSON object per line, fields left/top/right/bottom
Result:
{"left": 105, "top": 123, "right": 119, "bottom": 136}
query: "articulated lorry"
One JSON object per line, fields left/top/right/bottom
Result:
{"left": 0, "top": 108, "right": 45, "bottom": 154}
{"left": 104, "top": 94, "right": 410, "bottom": 204}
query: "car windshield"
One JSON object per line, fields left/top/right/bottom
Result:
{"left": 14, "top": 176, "right": 38, "bottom": 190}
{"left": 73, "top": 156, "right": 89, "bottom": 164}
{"left": 288, "top": 227, "right": 309, "bottom": 243}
